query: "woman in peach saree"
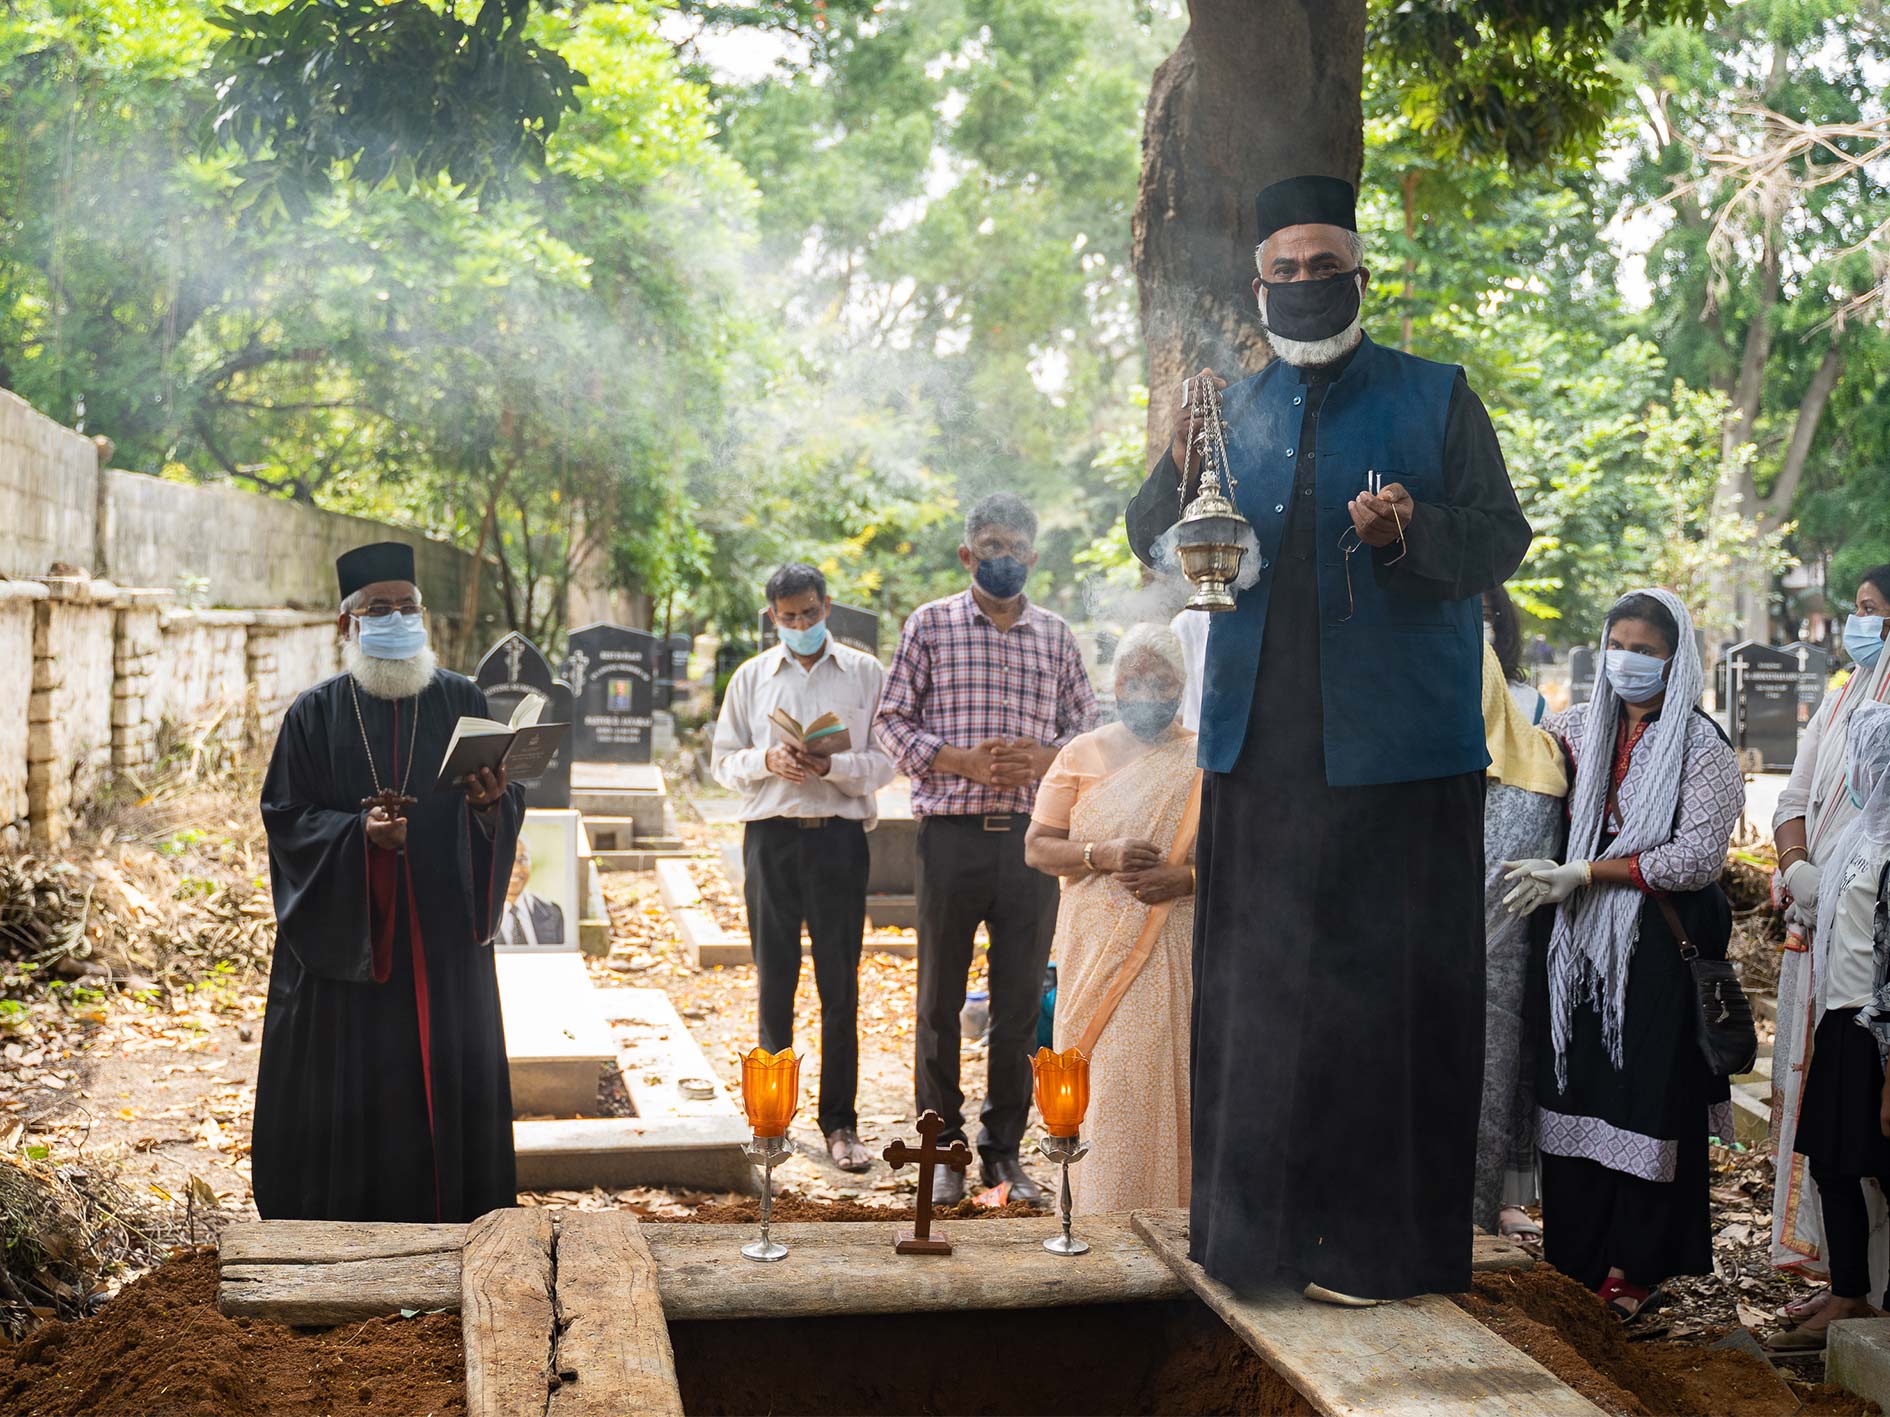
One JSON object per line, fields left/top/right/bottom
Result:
{"left": 1026, "top": 624, "right": 1200, "bottom": 1213}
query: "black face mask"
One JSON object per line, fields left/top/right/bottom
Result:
{"left": 1117, "top": 698, "right": 1180, "bottom": 741}
{"left": 973, "top": 555, "right": 1029, "bottom": 600}
{"left": 1259, "top": 269, "right": 1362, "bottom": 343}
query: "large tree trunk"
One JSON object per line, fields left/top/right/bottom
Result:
{"left": 1133, "top": 0, "right": 1366, "bottom": 464}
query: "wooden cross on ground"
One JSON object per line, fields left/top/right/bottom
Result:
{"left": 883, "top": 1109, "right": 972, "bottom": 1256}
{"left": 361, "top": 788, "right": 417, "bottom": 818}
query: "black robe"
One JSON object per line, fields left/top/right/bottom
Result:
{"left": 1128, "top": 349, "right": 1532, "bottom": 1298}
{"left": 253, "top": 669, "right": 524, "bottom": 1223}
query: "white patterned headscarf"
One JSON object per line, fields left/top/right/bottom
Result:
{"left": 1814, "top": 701, "right": 1890, "bottom": 964}
{"left": 1547, "top": 587, "right": 1704, "bottom": 1086}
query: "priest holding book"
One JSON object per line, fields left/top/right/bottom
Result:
{"left": 254, "top": 541, "right": 525, "bottom": 1223}
{"left": 712, "top": 563, "right": 899, "bottom": 1172}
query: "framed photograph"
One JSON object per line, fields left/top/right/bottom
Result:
{"left": 495, "top": 808, "right": 581, "bottom": 951}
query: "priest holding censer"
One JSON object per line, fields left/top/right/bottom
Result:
{"left": 253, "top": 542, "right": 525, "bottom": 1223}
{"left": 1126, "top": 175, "right": 1532, "bottom": 1303}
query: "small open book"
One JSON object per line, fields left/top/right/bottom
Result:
{"left": 436, "top": 692, "right": 568, "bottom": 789}
{"left": 768, "top": 708, "right": 852, "bottom": 757}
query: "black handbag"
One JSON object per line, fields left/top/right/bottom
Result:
{"left": 1655, "top": 894, "right": 1758, "bottom": 1078}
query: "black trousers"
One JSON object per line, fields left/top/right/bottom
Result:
{"left": 1540, "top": 1144, "right": 1710, "bottom": 1291}
{"left": 914, "top": 814, "right": 1059, "bottom": 1163}
{"left": 1813, "top": 1163, "right": 1890, "bottom": 1304}
{"left": 743, "top": 817, "right": 869, "bottom": 1136}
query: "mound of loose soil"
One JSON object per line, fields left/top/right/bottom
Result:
{"left": 0, "top": 1251, "right": 463, "bottom": 1417}
{"left": 1456, "top": 1267, "right": 1876, "bottom": 1417}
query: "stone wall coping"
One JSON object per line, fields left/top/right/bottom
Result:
{"left": 111, "top": 587, "right": 176, "bottom": 609}
{"left": 37, "top": 575, "right": 120, "bottom": 605}
{"left": 159, "top": 607, "right": 257, "bottom": 629}
{"left": 248, "top": 609, "right": 339, "bottom": 629}
{"left": 0, "top": 580, "right": 51, "bottom": 603}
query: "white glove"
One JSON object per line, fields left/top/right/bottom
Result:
{"left": 1784, "top": 859, "right": 1821, "bottom": 911}
{"left": 1502, "top": 859, "right": 1589, "bottom": 916}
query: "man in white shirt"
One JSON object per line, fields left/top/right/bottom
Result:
{"left": 711, "top": 564, "right": 898, "bottom": 1172}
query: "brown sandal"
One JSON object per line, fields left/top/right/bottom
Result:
{"left": 826, "top": 1127, "right": 872, "bottom": 1173}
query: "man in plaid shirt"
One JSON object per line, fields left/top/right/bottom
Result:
{"left": 876, "top": 492, "right": 1098, "bottom": 1208}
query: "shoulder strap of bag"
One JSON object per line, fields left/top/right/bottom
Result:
{"left": 1604, "top": 762, "right": 1696, "bottom": 961}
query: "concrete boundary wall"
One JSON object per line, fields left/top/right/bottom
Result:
{"left": 4, "top": 578, "right": 349, "bottom": 849}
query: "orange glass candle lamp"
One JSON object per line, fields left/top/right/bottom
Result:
{"left": 1032, "top": 1047, "right": 1093, "bottom": 1257}
{"left": 741, "top": 1046, "right": 801, "bottom": 1138}
{"left": 1031, "top": 1046, "right": 1091, "bottom": 1138}
{"left": 738, "top": 1046, "right": 799, "bottom": 1262}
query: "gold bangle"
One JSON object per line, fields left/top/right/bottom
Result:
{"left": 1580, "top": 860, "right": 1593, "bottom": 887}
{"left": 1083, "top": 842, "right": 1096, "bottom": 871}
{"left": 1189, "top": 866, "right": 1198, "bottom": 891}
{"left": 1778, "top": 846, "right": 1809, "bottom": 870}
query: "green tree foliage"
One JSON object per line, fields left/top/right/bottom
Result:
{"left": 206, "top": 0, "right": 584, "bottom": 214}
{"left": 0, "top": 0, "right": 752, "bottom": 647}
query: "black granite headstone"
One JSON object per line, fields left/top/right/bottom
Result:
{"left": 1725, "top": 641, "right": 1801, "bottom": 771}
{"left": 1780, "top": 641, "right": 1834, "bottom": 728}
{"left": 758, "top": 601, "right": 881, "bottom": 657}
{"left": 1568, "top": 645, "right": 1597, "bottom": 705}
{"left": 665, "top": 634, "right": 692, "bottom": 706}
{"left": 472, "top": 632, "right": 573, "bottom": 808}
{"left": 564, "top": 623, "right": 658, "bottom": 764}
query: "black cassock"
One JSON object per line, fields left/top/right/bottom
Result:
{"left": 254, "top": 670, "right": 524, "bottom": 1223}
{"left": 1128, "top": 350, "right": 1531, "bottom": 1298}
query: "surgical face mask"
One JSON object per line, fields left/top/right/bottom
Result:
{"left": 1605, "top": 648, "right": 1669, "bottom": 704}
{"left": 973, "top": 555, "right": 1029, "bottom": 600}
{"left": 779, "top": 619, "right": 829, "bottom": 657}
{"left": 1258, "top": 270, "right": 1363, "bottom": 344}
{"left": 1844, "top": 613, "right": 1886, "bottom": 669}
{"left": 1117, "top": 698, "right": 1180, "bottom": 741}
{"left": 355, "top": 610, "right": 428, "bottom": 661}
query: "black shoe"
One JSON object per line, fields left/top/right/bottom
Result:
{"left": 983, "top": 1154, "right": 1048, "bottom": 1210}
{"left": 932, "top": 1164, "right": 967, "bottom": 1209}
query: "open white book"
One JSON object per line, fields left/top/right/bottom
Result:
{"left": 435, "top": 692, "right": 567, "bottom": 789}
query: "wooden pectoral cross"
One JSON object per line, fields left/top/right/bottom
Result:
{"left": 884, "top": 1109, "right": 972, "bottom": 1256}
{"left": 361, "top": 788, "right": 417, "bottom": 818}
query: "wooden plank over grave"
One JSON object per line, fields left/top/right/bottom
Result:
{"left": 217, "top": 1210, "right": 1534, "bottom": 1327}
{"left": 220, "top": 1220, "right": 464, "bottom": 1324}
{"left": 462, "top": 1208, "right": 556, "bottom": 1417}
{"left": 646, "top": 1214, "right": 1182, "bottom": 1318}
{"left": 548, "top": 1213, "right": 683, "bottom": 1417}
{"left": 1132, "top": 1211, "right": 1601, "bottom": 1417}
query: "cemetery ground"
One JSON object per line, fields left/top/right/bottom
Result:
{"left": 0, "top": 750, "right": 1879, "bottom": 1415}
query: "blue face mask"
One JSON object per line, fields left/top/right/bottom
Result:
{"left": 1844, "top": 614, "right": 1886, "bottom": 669}
{"left": 973, "top": 555, "right": 1029, "bottom": 600}
{"left": 1604, "top": 647, "right": 1669, "bottom": 704}
{"left": 355, "top": 610, "right": 428, "bottom": 661}
{"left": 779, "top": 620, "right": 829, "bottom": 657}
{"left": 1850, "top": 773, "right": 1867, "bottom": 810}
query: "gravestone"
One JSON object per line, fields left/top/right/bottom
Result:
{"left": 1781, "top": 641, "right": 1834, "bottom": 728}
{"left": 757, "top": 602, "right": 881, "bottom": 657}
{"left": 1567, "top": 645, "right": 1597, "bottom": 705}
{"left": 565, "top": 624, "right": 659, "bottom": 765}
{"left": 654, "top": 633, "right": 693, "bottom": 713}
{"left": 1724, "top": 641, "right": 1801, "bottom": 771}
{"left": 473, "top": 632, "right": 574, "bottom": 809}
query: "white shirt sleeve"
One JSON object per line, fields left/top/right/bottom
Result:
{"left": 710, "top": 662, "right": 772, "bottom": 791}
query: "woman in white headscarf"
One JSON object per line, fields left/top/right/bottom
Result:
{"left": 1770, "top": 565, "right": 1890, "bottom": 1314}
{"left": 1503, "top": 589, "right": 1744, "bottom": 1320}
{"left": 1767, "top": 702, "right": 1890, "bottom": 1350}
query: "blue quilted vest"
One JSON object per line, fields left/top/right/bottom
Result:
{"left": 1197, "top": 334, "right": 1489, "bottom": 786}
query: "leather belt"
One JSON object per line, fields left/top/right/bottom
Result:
{"left": 794, "top": 817, "right": 833, "bottom": 830}
{"left": 981, "top": 813, "right": 1014, "bottom": 833}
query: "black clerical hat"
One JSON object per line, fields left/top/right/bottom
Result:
{"left": 336, "top": 541, "right": 417, "bottom": 600}
{"left": 1253, "top": 175, "right": 1358, "bottom": 244}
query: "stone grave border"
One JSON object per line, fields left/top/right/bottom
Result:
{"left": 653, "top": 856, "right": 917, "bottom": 970}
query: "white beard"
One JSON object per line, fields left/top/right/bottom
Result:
{"left": 343, "top": 639, "right": 438, "bottom": 701}
{"left": 1265, "top": 316, "right": 1365, "bottom": 369}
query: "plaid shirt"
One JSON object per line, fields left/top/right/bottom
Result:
{"left": 875, "top": 590, "right": 1098, "bottom": 817}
